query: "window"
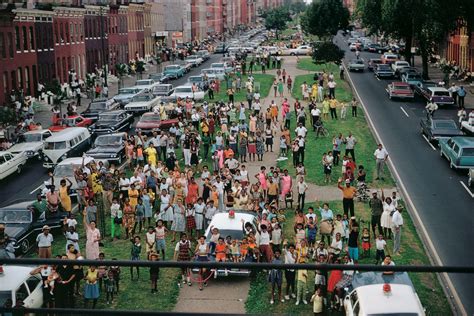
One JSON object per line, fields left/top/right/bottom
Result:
{"left": 70, "top": 22, "right": 74, "bottom": 43}
{"left": 11, "top": 70, "right": 16, "bottom": 89}
{"left": 3, "top": 153, "right": 12, "bottom": 161}
{"left": 453, "top": 144, "right": 460, "bottom": 155}
{"left": 60, "top": 22, "right": 64, "bottom": 43}
{"left": 15, "top": 26, "right": 20, "bottom": 50}
{"left": 17, "top": 67, "right": 23, "bottom": 89}
{"left": 26, "top": 275, "right": 41, "bottom": 293}
{"left": 29, "top": 26, "right": 34, "bottom": 50}
{"left": 24, "top": 67, "right": 30, "bottom": 95}
{"left": 15, "top": 284, "right": 29, "bottom": 301}
{"left": 0, "top": 33, "right": 5, "bottom": 58}
{"left": 22, "top": 26, "right": 27, "bottom": 50}
{"left": 2, "top": 72, "right": 8, "bottom": 94}
{"left": 7, "top": 32, "right": 13, "bottom": 57}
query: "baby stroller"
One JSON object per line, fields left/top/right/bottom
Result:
{"left": 355, "top": 182, "right": 370, "bottom": 202}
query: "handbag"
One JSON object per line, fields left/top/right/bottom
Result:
{"left": 320, "top": 220, "right": 333, "bottom": 235}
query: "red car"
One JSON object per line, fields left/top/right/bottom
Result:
{"left": 386, "top": 82, "right": 414, "bottom": 100}
{"left": 135, "top": 112, "right": 179, "bottom": 134}
{"left": 49, "top": 115, "right": 93, "bottom": 132}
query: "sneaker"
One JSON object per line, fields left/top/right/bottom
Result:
{"left": 284, "top": 295, "right": 290, "bottom": 300}
{"left": 295, "top": 300, "right": 300, "bottom": 306}
{"left": 291, "top": 293, "right": 296, "bottom": 299}
{"left": 270, "top": 299, "right": 274, "bottom": 305}
{"left": 303, "top": 299, "right": 308, "bottom": 305}
{"left": 280, "top": 299, "right": 285, "bottom": 303}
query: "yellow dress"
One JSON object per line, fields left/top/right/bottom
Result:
{"left": 311, "top": 84, "right": 318, "bottom": 100}
{"left": 59, "top": 186, "right": 72, "bottom": 212}
{"left": 128, "top": 189, "right": 139, "bottom": 209}
{"left": 144, "top": 146, "right": 157, "bottom": 166}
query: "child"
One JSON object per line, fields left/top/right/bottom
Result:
{"left": 215, "top": 237, "right": 228, "bottom": 262}
{"left": 342, "top": 214, "right": 349, "bottom": 242}
{"left": 149, "top": 252, "right": 160, "bottom": 293}
{"left": 45, "top": 267, "right": 59, "bottom": 295}
{"left": 110, "top": 198, "right": 122, "bottom": 240}
{"left": 146, "top": 226, "right": 156, "bottom": 257}
{"left": 97, "top": 253, "right": 107, "bottom": 291}
{"left": 375, "top": 234, "right": 387, "bottom": 264}
{"left": 340, "top": 102, "right": 347, "bottom": 120}
{"left": 240, "top": 237, "right": 249, "bottom": 259}
{"left": 361, "top": 228, "right": 371, "bottom": 258}
{"left": 279, "top": 135, "right": 287, "bottom": 157}
{"left": 285, "top": 191, "right": 293, "bottom": 209}
{"left": 155, "top": 220, "right": 168, "bottom": 260}
{"left": 109, "top": 259, "right": 121, "bottom": 294}
{"left": 230, "top": 239, "right": 240, "bottom": 262}
{"left": 270, "top": 223, "right": 282, "bottom": 253}
{"left": 104, "top": 270, "right": 115, "bottom": 304}
{"left": 268, "top": 249, "right": 284, "bottom": 304}
{"left": 310, "top": 288, "right": 324, "bottom": 315}
{"left": 294, "top": 223, "right": 305, "bottom": 249}
{"left": 332, "top": 214, "right": 344, "bottom": 241}
{"left": 209, "top": 226, "right": 220, "bottom": 254}
{"left": 134, "top": 198, "right": 145, "bottom": 233}
{"left": 130, "top": 235, "right": 141, "bottom": 280}
{"left": 306, "top": 217, "right": 317, "bottom": 253}
{"left": 295, "top": 258, "right": 308, "bottom": 305}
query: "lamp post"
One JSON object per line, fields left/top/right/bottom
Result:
{"left": 99, "top": 6, "right": 108, "bottom": 88}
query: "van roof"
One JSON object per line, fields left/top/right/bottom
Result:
{"left": 44, "top": 127, "right": 89, "bottom": 142}
{"left": 56, "top": 156, "right": 95, "bottom": 166}
{"left": 0, "top": 265, "right": 38, "bottom": 291}
{"left": 356, "top": 284, "right": 424, "bottom": 315}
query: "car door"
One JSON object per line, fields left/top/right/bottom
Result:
{"left": 0, "top": 155, "right": 8, "bottom": 179}
{"left": 25, "top": 275, "right": 43, "bottom": 308}
{"left": 2, "top": 153, "right": 16, "bottom": 178}
{"left": 15, "top": 282, "right": 32, "bottom": 307}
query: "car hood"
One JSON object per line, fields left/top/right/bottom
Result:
{"left": 432, "top": 128, "right": 464, "bottom": 136}
{"left": 87, "top": 146, "right": 123, "bottom": 154}
{"left": 136, "top": 121, "right": 161, "bottom": 128}
{"left": 115, "top": 94, "right": 134, "bottom": 100}
{"left": 8, "top": 142, "right": 43, "bottom": 153}
{"left": 5, "top": 225, "right": 29, "bottom": 240}
{"left": 92, "top": 120, "right": 118, "bottom": 128}
{"left": 125, "top": 101, "right": 150, "bottom": 108}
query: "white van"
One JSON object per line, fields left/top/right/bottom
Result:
{"left": 42, "top": 127, "right": 91, "bottom": 168}
{"left": 0, "top": 265, "right": 44, "bottom": 308}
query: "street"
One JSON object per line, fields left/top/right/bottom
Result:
{"left": 338, "top": 33, "right": 474, "bottom": 315}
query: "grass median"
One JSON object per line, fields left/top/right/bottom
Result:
{"left": 204, "top": 74, "right": 275, "bottom": 103}
{"left": 245, "top": 201, "right": 451, "bottom": 315}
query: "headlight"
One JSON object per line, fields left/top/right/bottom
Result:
{"left": 44, "top": 156, "right": 50, "bottom": 162}
{"left": 110, "top": 154, "right": 117, "bottom": 158}
{"left": 26, "top": 150, "right": 35, "bottom": 157}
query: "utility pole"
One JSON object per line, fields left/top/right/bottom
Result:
{"left": 100, "top": 6, "right": 108, "bottom": 88}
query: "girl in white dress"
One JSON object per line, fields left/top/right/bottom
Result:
{"left": 381, "top": 195, "right": 394, "bottom": 239}
{"left": 159, "top": 189, "right": 173, "bottom": 226}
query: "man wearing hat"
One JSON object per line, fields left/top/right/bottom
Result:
{"left": 0, "top": 223, "right": 14, "bottom": 259}
{"left": 337, "top": 178, "right": 356, "bottom": 217}
{"left": 391, "top": 205, "right": 404, "bottom": 255}
{"left": 36, "top": 225, "right": 54, "bottom": 258}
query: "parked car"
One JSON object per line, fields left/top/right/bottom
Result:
{"left": 187, "top": 75, "right": 210, "bottom": 91}
{"left": 420, "top": 118, "right": 463, "bottom": 142}
{"left": 135, "top": 112, "right": 179, "bottom": 134}
{"left": 381, "top": 53, "right": 399, "bottom": 65}
{"left": 398, "top": 67, "right": 419, "bottom": 79}
{"left": 149, "top": 72, "right": 171, "bottom": 83}
{"left": 386, "top": 82, "right": 415, "bottom": 100}
{"left": 347, "top": 59, "right": 365, "bottom": 72}
{"left": 367, "top": 43, "right": 386, "bottom": 53}
{"left": 89, "top": 110, "right": 134, "bottom": 136}
{"left": 402, "top": 72, "right": 423, "bottom": 87}
{"left": 86, "top": 133, "right": 127, "bottom": 164}
{"left": 163, "top": 64, "right": 185, "bottom": 79}
{"left": 49, "top": 115, "right": 93, "bottom": 132}
{"left": 0, "top": 152, "right": 27, "bottom": 180}
{"left": 42, "top": 127, "right": 91, "bottom": 168}
{"left": 114, "top": 86, "right": 146, "bottom": 106}
{"left": 151, "top": 84, "right": 174, "bottom": 98}
{"left": 461, "top": 119, "right": 474, "bottom": 135}
{"left": 185, "top": 55, "right": 204, "bottom": 67}
{"left": 214, "top": 43, "right": 228, "bottom": 54}
{"left": 0, "top": 265, "right": 45, "bottom": 307}
{"left": 391, "top": 61, "right": 410, "bottom": 74}
{"left": 418, "top": 86, "right": 455, "bottom": 105}
{"left": 368, "top": 58, "right": 382, "bottom": 71}
{"left": 135, "top": 79, "right": 159, "bottom": 91}
{"left": 7, "top": 129, "right": 52, "bottom": 160}
{"left": 374, "top": 64, "right": 395, "bottom": 78}
{"left": 211, "top": 62, "right": 233, "bottom": 73}
{"left": 124, "top": 93, "right": 161, "bottom": 114}
{"left": 349, "top": 42, "right": 359, "bottom": 51}
{"left": 171, "top": 85, "right": 206, "bottom": 101}
{"left": 81, "top": 98, "right": 120, "bottom": 122}
{"left": 175, "top": 60, "right": 193, "bottom": 73}
{"left": 288, "top": 45, "right": 312, "bottom": 55}
{"left": 201, "top": 68, "right": 226, "bottom": 81}
{"left": 439, "top": 137, "right": 474, "bottom": 169}
{"left": 196, "top": 50, "right": 211, "bottom": 61}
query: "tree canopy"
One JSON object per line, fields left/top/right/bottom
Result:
{"left": 263, "top": 7, "right": 292, "bottom": 38}
{"left": 301, "top": 0, "right": 350, "bottom": 40}
{"left": 312, "top": 41, "right": 345, "bottom": 65}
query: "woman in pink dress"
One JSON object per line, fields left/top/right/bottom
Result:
{"left": 249, "top": 114, "right": 257, "bottom": 133}
{"left": 83, "top": 211, "right": 101, "bottom": 260}
{"left": 217, "top": 148, "right": 224, "bottom": 169}
{"left": 280, "top": 169, "right": 292, "bottom": 200}
{"left": 254, "top": 166, "right": 268, "bottom": 199}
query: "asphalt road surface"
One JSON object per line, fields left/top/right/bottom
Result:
{"left": 337, "top": 33, "right": 474, "bottom": 315}
{"left": 0, "top": 53, "right": 223, "bottom": 207}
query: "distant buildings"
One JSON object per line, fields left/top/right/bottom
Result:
{"left": 439, "top": 23, "right": 474, "bottom": 73}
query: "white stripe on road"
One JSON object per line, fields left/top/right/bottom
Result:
{"left": 343, "top": 61, "right": 466, "bottom": 315}
{"left": 400, "top": 106, "right": 409, "bottom": 117}
{"left": 459, "top": 181, "right": 474, "bottom": 198}
{"left": 30, "top": 184, "right": 44, "bottom": 195}
{"left": 421, "top": 135, "right": 437, "bottom": 151}
{"left": 376, "top": 76, "right": 381, "bottom": 81}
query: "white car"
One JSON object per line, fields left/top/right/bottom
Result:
{"left": 124, "top": 93, "right": 162, "bottom": 113}
{"left": 201, "top": 68, "right": 226, "bottom": 81}
{"left": 204, "top": 211, "right": 257, "bottom": 277}
{"left": 171, "top": 85, "right": 206, "bottom": 101}
{"left": 461, "top": 119, "right": 474, "bottom": 135}
{"left": 0, "top": 151, "right": 27, "bottom": 180}
{"left": 7, "top": 129, "right": 53, "bottom": 160}
{"left": 0, "top": 265, "right": 44, "bottom": 308}
{"left": 135, "top": 79, "right": 159, "bottom": 91}
{"left": 185, "top": 55, "right": 204, "bottom": 67}
{"left": 391, "top": 61, "right": 410, "bottom": 73}
{"left": 210, "top": 62, "right": 233, "bottom": 74}
{"left": 51, "top": 156, "right": 100, "bottom": 196}
{"left": 288, "top": 45, "right": 312, "bottom": 55}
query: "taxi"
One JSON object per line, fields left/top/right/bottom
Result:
{"left": 0, "top": 265, "right": 43, "bottom": 308}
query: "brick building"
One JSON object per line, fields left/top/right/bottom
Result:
{"left": 108, "top": 4, "right": 128, "bottom": 72}
{"left": 34, "top": 10, "right": 55, "bottom": 88}
{"left": 440, "top": 24, "right": 474, "bottom": 72}
{"left": 84, "top": 5, "right": 108, "bottom": 74}
{"left": 127, "top": 3, "right": 144, "bottom": 60}
{"left": 0, "top": 10, "right": 17, "bottom": 105}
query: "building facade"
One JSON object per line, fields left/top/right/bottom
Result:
{"left": 440, "top": 23, "right": 474, "bottom": 72}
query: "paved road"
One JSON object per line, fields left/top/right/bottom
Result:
{"left": 337, "top": 33, "right": 474, "bottom": 315}
{"left": 0, "top": 53, "right": 223, "bottom": 207}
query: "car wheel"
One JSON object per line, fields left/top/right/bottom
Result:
{"left": 37, "top": 152, "right": 43, "bottom": 161}
{"left": 449, "top": 159, "right": 455, "bottom": 169}
{"left": 20, "top": 239, "right": 30, "bottom": 254}
{"left": 17, "top": 164, "right": 22, "bottom": 174}
{"left": 290, "top": 52, "right": 295, "bottom": 56}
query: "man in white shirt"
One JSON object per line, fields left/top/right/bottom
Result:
{"left": 295, "top": 123, "right": 307, "bottom": 138}
{"left": 328, "top": 80, "right": 337, "bottom": 98}
{"left": 373, "top": 144, "right": 389, "bottom": 180}
{"left": 311, "top": 107, "right": 321, "bottom": 130}
{"left": 391, "top": 205, "right": 404, "bottom": 255}
{"left": 297, "top": 177, "right": 308, "bottom": 209}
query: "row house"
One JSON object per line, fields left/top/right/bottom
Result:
{"left": 108, "top": 4, "right": 128, "bottom": 71}
{"left": 127, "top": 3, "right": 144, "bottom": 61}
{"left": 143, "top": 2, "right": 152, "bottom": 59}
{"left": 84, "top": 5, "right": 108, "bottom": 74}
{"left": 440, "top": 23, "right": 474, "bottom": 73}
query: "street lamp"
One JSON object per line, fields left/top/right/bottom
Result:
{"left": 99, "top": 6, "right": 108, "bottom": 88}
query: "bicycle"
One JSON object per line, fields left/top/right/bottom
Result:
{"left": 314, "top": 124, "right": 329, "bottom": 137}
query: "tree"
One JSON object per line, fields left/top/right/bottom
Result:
{"left": 301, "top": 0, "right": 350, "bottom": 41}
{"left": 264, "top": 7, "right": 291, "bottom": 39}
{"left": 115, "top": 63, "right": 128, "bottom": 89}
{"left": 136, "top": 60, "right": 145, "bottom": 80}
{"left": 356, "top": 0, "right": 383, "bottom": 36}
{"left": 312, "top": 41, "right": 345, "bottom": 68}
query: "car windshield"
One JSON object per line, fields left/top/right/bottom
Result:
{"left": 0, "top": 209, "right": 32, "bottom": 224}
{"left": 150, "top": 74, "right": 163, "bottom": 80}
{"left": 433, "top": 91, "right": 450, "bottom": 97}
{"left": 118, "top": 88, "right": 140, "bottom": 94}
{"left": 211, "top": 63, "right": 224, "bottom": 68}
{"left": 21, "top": 133, "right": 42, "bottom": 142}
{"left": 53, "top": 164, "right": 75, "bottom": 177}
{"left": 352, "top": 60, "right": 363, "bottom": 64}
{"left": 176, "top": 88, "right": 192, "bottom": 93}
{"left": 378, "top": 65, "right": 391, "bottom": 70}
{"left": 140, "top": 115, "right": 160, "bottom": 122}
{"left": 132, "top": 95, "right": 152, "bottom": 102}
{"left": 94, "top": 135, "right": 123, "bottom": 146}
{"left": 45, "top": 141, "right": 66, "bottom": 150}
{"left": 89, "top": 102, "right": 106, "bottom": 110}
{"left": 136, "top": 80, "right": 152, "bottom": 86}
{"left": 394, "top": 85, "right": 410, "bottom": 90}
{"left": 98, "top": 114, "right": 119, "bottom": 121}
{"left": 462, "top": 148, "right": 474, "bottom": 156}
{"left": 206, "top": 230, "right": 244, "bottom": 241}
{"left": 154, "top": 86, "right": 170, "bottom": 92}
{"left": 165, "top": 66, "right": 179, "bottom": 70}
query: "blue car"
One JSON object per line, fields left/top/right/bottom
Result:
{"left": 163, "top": 64, "right": 185, "bottom": 79}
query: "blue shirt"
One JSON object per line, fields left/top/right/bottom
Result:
{"left": 318, "top": 208, "right": 334, "bottom": 221}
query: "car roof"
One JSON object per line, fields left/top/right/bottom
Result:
{"left": 44, "top": 127, "right": 89, "bottom": 142}
{"left": 142, "top": 112, "right": 161, "bottom": 117}
{"left": 100, "top": 110, "right": 127, "bottom": 115}
{"left": 356, "top": 284, "right": 423, "bottom": 314}
{"left": 208, "top": 212, "right": 256, "bottom": 231}
{"left": 449, "top": 137, "right": 474, "bottom": 147}
{"left": 0, "top": 265, "right": 38, "bottom": 291}
{"left": 0, "top": 200, "right": 32, "bottom": 210}
{"left": 57, "top": 156, "right": 95, "bottom": 166}
{"left": 23, "top": 130, "right": 50, "bottom": 135}
{"left": 427, "top": 87, "right": 448, "bottom": 92}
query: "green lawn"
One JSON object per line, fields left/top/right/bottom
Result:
{"left": 41, "top": 210, "right": 180, "bottom": 311}
{"left": 245, "top": 202, "right": 451, "bottom": 315}
{"left": 204, "top": 74, "right": 275, "bottom": 103}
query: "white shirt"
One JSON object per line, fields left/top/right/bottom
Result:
{"left": 295, "top": 126, "right": 307, "bottom": 138}
{"left": 66, "top": 218, "right": 77, "bottom": 228}
{"left": 328, "top": 81, "right": 336, "bottom": 88}
{"left": 297, "top": 181, "right": 308, "bottom": 194}
{"left": 391, "top": 210, "right": 403, "bottom": 228}
{"left": 376, "top": 238, "right": 386, "bottom": 250}
{"left": 259, "top": 231, "right": 270, "bottom": 245}
{"left": 311, "top": 108, "right": 321, "bottom": 116}
{"left": 374, "top": 148, "right": 388, "bottom": 159}
{"left": 305, "top": 213, "right": 316, "bottom": 221}
{"left": 119, "top": 178, "right": 130, "bottom": 191}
